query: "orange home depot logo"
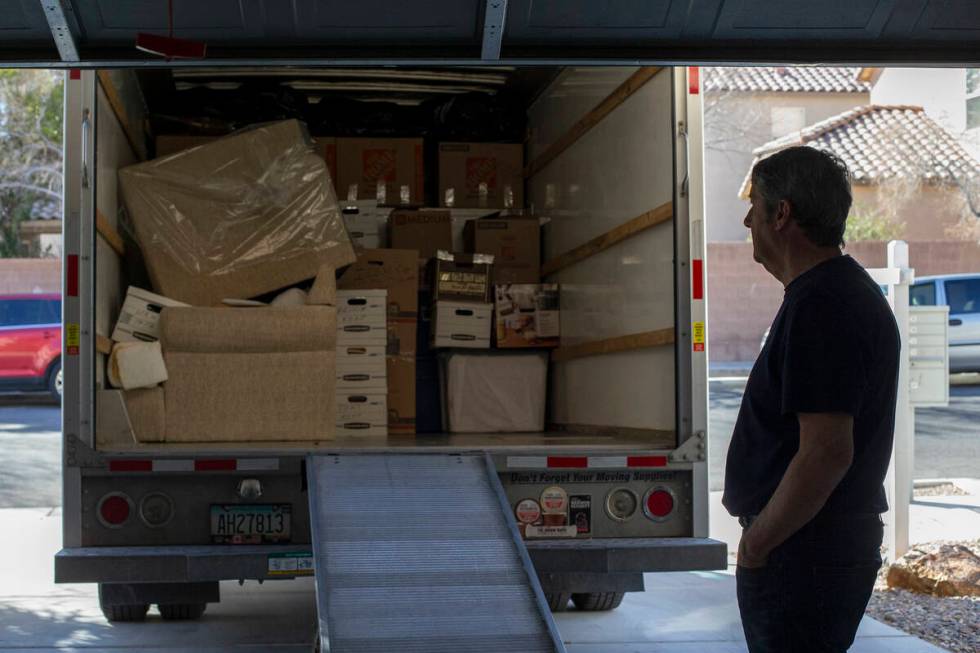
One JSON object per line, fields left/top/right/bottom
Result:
{"left": 363, "top": 149, "right": 397, "bottom": 185}
{"left": 466, "top": 157, "right": 497, "bottom": 194}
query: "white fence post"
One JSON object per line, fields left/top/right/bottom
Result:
{"left": 885, "top": 240, "right": 914, "bottom": 561}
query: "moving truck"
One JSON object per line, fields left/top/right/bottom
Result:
{"left": 56, "top": 65, "right": 719, "bottom": 646}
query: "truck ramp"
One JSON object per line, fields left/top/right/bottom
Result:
{"left": 307, "top": 453, "right": 566, "bottom": 653}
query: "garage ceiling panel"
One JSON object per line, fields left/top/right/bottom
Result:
{"left": 712, "top": 0, "right": 894, "bottom": 37}
{"left": 291, "top": 0, "right": 480, "bottom": 42}
{"left": 0, "top": 0, "right": 55, "bottom": 42}
{"left": 74, "top": 0, "right": 267, "bottom": 43}
{"left": 506, "top": 0, "right": 689, "bottom": 42}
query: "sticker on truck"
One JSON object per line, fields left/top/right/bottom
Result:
{"left": 267, "top": 551, "right": 314, "bottom": 576}
{"left": 693, "top": 321, "right": 705, "bottom": 352}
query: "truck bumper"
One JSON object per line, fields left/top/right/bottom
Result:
{"left": 55, "top": 538, "right": 727, "bottom": 584}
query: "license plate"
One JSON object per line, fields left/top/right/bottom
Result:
{"left": 210, "top": 504, "right": 291, "bottom": 544}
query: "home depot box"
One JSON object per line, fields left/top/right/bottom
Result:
{"left": 494, "top": 284, "right": 560, "bottom": 348}
{"left": 122, "top": 120, "right": 354, "bottom": 306}
{"left": 438, "top": 143, "right": 523, "bottom": 209}
{"left": 338, "top": 248, "right": 419, "bottom": 356}
{"left": 155, "top": 134, "right": 338, "bottom": 191}
{"left": 387, "top": 355, "right": 416, "bottom": 435}
{"left": 336, "top": 137, "right": 423, "bottom": 205}
{"left": 389, "top": 210, "right": 453, "bottom": 261}
{"left": 430, "top": 251, "right": 494, "bottom": 303}
{"left": 432, "top": 301, "right": 492, "bottom": 349}
{"left": 464, "top": 218, "right": 540, "bottom": 284}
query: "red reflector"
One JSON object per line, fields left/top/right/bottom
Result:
{"left": 195, "top": 459, "right": 236, "bottom": 471}
{"left": 547, "top": 456, "right": 587, "bottom": 469}
{"left": 692, "top": 259, "right": 704, "bottom": 300}
{"left": 688, "top": 66, "right": 700, "bottom": 95}
{"left": 628, "top": 456, "right": 668, "bottom": 468}
{"left": 646, "top": 490, "right": 674, "bottom": 518}
{"left": 99, "top": 495, "right": 131, "bottom": 525}
{"left": 69, "top": 70, "right": 81, "bottom": 80}
{"left": 109, "top": 459, "right": 152, "bottom": 472}
{"left": 66, "top": 254, "right": 79, "bottom": 297}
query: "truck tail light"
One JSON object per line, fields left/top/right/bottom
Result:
{"left": 138, "top": 492, "right": 174, "bottom": 528}
{"left": 605, "top": 488, "right": 639, "bottom": 522}
{"left": 97, "top": 493, "right": 133, "bottom": 528}
{"left": 643, "top": 487, "right": 675, "bottom": 521}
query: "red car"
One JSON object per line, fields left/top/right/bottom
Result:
{"left": 0, "top": 294, "right": 62, "bottom": 401}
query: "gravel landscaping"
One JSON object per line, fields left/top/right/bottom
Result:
{"left": 866, "top": 539, "right": 980, "bottom": 653}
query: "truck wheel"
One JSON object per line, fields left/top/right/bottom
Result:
{"left": 158, "top": 603, "right": 207, "bottom": 620}
{"left": 101, "top": 603, "right": 149, "bottom": 622}
{"left": 46, "top": 359, "right": 62, "bottom": 403}
{"left": 572, "top": 592, "right": 625, "bottom": 611}
{"left": 544, "top": 592, "right": 571, "bottom": 612}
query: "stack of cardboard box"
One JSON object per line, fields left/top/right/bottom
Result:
{"left": 335, "top": 290, "right": 388, "bottom": 437}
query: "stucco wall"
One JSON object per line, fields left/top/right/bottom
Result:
{"left": 0, "top": 259, "right": 61, "bottom": 294}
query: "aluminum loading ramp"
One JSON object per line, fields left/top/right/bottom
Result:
{"left": 307, "top": 454, "right": 566, "bottom": 653}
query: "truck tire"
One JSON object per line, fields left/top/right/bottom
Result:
{"left": 101, "top": 603, "right": 149, "bottom": 622}
{"left": 46, "top": 359, "right": 62, "bottom": 403}
{"left": 544, "top": 592, "right": 571, "bottom": 612}
{"left": 572, "top": 592, "right": 625, "bottom": 611}
{"left": 158, "top": 603, "right": 207, "bottom": 620}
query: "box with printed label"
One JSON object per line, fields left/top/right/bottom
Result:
{"left": 336, "top": 344, "right": 387, "bottom": 390}
{"left": 430, "top": 251, "right": 494, "bottom": 303}
{"left": 335, "top": 391, "right": 388, "bottom": 437}
{"left": 494, "top": 284, "right": 560, "bottom": 348}
{"left": 464, "top": 217, "right": 540, "bottom": 284}
{"left": 337, "top": 290, "right": 387, "bottom": 345}
{"left": 341, "top": 202, "right": 391, "bottom": 250}
{"left": 336, "top": 137, "right": 423, "bottom": 204}
{"left": 432, "top": 301, "right": 493, "bottom": 349}
{"left": 438, "top": 143, "right": 524, "bottom": 209}
{"left": 389, "top": 210, "right": 453, "bottom": 261}
{"left": 112, "top": 286, "right": 190, "bottom": 342}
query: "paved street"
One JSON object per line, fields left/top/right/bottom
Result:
{"left": 0, "top": 398, "right": 60, "bottom": 508}
{"left": 708, "top": 379, "right": 980, "bottom": 491}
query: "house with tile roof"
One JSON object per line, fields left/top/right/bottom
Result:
{"left": 740, "top": 105, "right": 980, "bottom": 241}
{"left": 703, "top": 66, "right": 872, "bottom": 241}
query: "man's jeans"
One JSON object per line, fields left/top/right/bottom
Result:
{"left": 736, "top": 512, "right": 884, "bottom": 653}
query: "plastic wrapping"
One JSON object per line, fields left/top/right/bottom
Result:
{"left": 119, "top": 119, "right": 355, "bottom": 306}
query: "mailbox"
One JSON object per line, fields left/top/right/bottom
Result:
{"left": 909, "top": 306, "right": 949, "bottom": 407}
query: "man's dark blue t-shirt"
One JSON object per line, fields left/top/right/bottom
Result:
{"left": 723, "top": 255, "right": 900, "bottom": 518}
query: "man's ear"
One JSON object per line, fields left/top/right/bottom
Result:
{"left": 773, "top": 199, "right": 792, "bottom": 231}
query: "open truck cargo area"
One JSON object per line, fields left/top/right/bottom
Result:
{"left": 55, "top": 64, "right": 722, "bottom": 647}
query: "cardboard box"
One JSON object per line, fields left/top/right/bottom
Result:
{"left": 387, "top": 355, "right": 416, "bottom": 435}
{"left": 494, "top": 284, "right": 560, "bottom": 348}
{"left": 433, "top": 301, "right": 492, "bottom": 349}
{"left": 122, "top": 120, "right": 354, "bottom": 306}
{"left": 156, "top": 134, "right": 338, "bottom": 191}
{"left": 431, "top": 251, "right": 494, "bottom": 303}
{"left": 389, "top": 210, "right": 453, "bottom": 261}
{"left": 338, "top": 248, "right": 419, "bottom": 356}
{"left": 336, "top": 137, "right": 423, "bottom": 205}
{"left": 336, "top": 391, "right": 388, "bottom": 437}
{"left": 341, "top": 202, "right": 391, "bottom": 250}
{"left": 439, "top": 143, "right": 524, "bottom": 209}
{"left": 337, "top": 290, "right": 387, "bottom": 345}
{"left": 112, "top": 286, "right": 189, "bottom": 342}
{"left": 465, "top": 217, "right": 540, "bottom": 285}
{"left": 336, "top": 344, "right": 387, "bottom": 390}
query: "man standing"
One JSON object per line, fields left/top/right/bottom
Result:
{"left": 723, "top": 146, "right": 900, "bottom": 652}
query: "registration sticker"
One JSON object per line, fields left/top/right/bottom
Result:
{"left": 66, "top": 323, "right": 80, "bottom": 355}
{"left": 692, "top": 321, "right": 705, "bottom": 352}
{"left": 268, "top": 551, "right": 314, "bottom": 576}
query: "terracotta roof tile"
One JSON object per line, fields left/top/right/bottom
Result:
{"left": 738, "top": 105, "right": 980, "bottom": 198}
{"left": 704, "top": 67, "right": 871, "bottom": 94}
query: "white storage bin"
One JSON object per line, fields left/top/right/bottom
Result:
{"left": 337, "top": 289, "right": 387, "bottom": 344}
{"left": 441, "top": 351, "right": 548, "bottom": 433}
{"left": 336, "top": 344, "right": 387, "bottom": 390}
{"left": 433, "top": 300, "right": 492, "bottom": 349}
{"left": 336, "top": 391, "right": 388, "bottom": 437}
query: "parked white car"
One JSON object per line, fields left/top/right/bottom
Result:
{"left": 911, "top": 274, "right": 980, "bottom": 373}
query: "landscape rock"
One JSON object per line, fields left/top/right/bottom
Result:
{"left": 886, "top": 543, "right": 980, "bottom": 597}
